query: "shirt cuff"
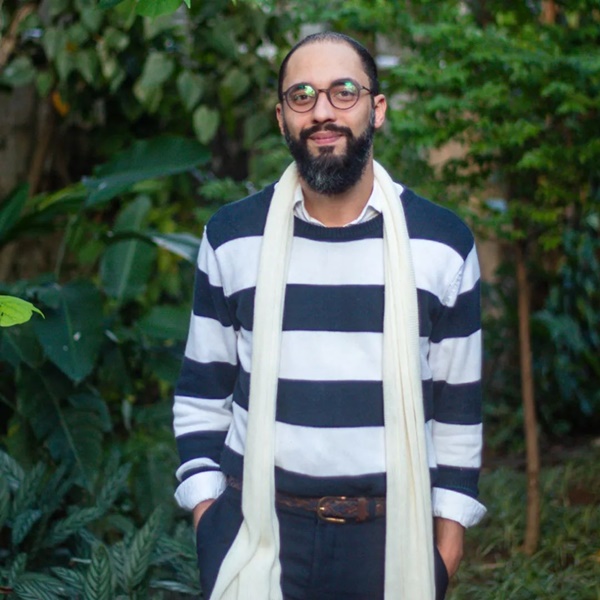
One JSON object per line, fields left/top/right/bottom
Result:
{"left": 432, "top": 487, "right": 487, "bottom": 528}
{"left": 174, "top": 471, "right": 227, "bottom": 511}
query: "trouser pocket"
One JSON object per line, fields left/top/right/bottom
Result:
{"left": 196, "top": 486, "right": 243, "bottom": 598}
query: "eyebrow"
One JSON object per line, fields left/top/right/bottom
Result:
{"left": 286, "top": 77, "right": 362, "bottom": 90}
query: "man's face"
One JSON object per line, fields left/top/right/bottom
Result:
{"left": 276, "top": 41, "right": 387, "bottom": 196}
{"left": 281, "top": 112, "right": 375, "bottom": 197}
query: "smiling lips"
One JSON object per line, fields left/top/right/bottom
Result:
{"left": 309, "top": 131, "right": 344, "bottom": 146}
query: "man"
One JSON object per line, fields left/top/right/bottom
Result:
{"left": 173, "top": 32, "right": 485, "bottom": 600}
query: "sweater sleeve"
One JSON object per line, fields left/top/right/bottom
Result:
{"left": 429, "top": 242, "right": 486, "bottom": 528}
{"left": 173, "top": 231, "right": 238, "bottom": 510}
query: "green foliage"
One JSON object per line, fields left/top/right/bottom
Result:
{"left": 380, "top": 2, "right": 599, "bottom": 246}
{"left": 100, "top": 196, "right": 157, "bottom": 303}
{"left": 0, "top": 187, "right": 29, "bottom": 241}
{"left": 450, "top": 449, "right": 600, "bottom": 599}
{"left": 123, "top": 507, "right": 163, "bottom": 590}
{"left": 83, "top": 544, "right": 112, "bottom": 600}
{"left": 480, "top": 206, "right": 600, "bottom": 445}
{"left": 0, "top": 137, "right": 205, "bottom": 525}
{"left": 322, "top": 1, "right": 600, "bottom": 451}
{"left": 0, "top": 452, "right": 200, "bottom": 599}
{"left": 84, "top": 137, "right": 210, "bottom": 207}
{"left": 0, "top": 0, "right": 294, "bottom": 188}
{"left": 1, "top": 0, "right": 598, "bottom": 596}
{"left": 533, "top": 210, "right": 600, "bottom": 435}
{"left": 32, "top": 282, "right": 104, "bottom": 383}
{"left": 136, "top": 0, "right": 185, "bottom": 19}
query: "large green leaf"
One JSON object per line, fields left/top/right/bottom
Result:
{"left": 17, "top": 367, "right": 108, "bottom": 490}
{"left": 136, "top": 0, "right": 182, "bottom": 17}
{"left": 0, "top": 185, "right": 28, "bottom": 242}
{"left": 12, "top": 573, "right": 67, "bottom": 600}
{"left": 124, "top": 507, "right": 163, "bottom": 588}
{"left": 0, "top": 296, "right": 44, "bottom": 327}
{"left": 45, "top": 506, "right": 105, "bottom": 547}
{"left": 100, "top": 196, "right": 157, "bottom": 303}
{"left": 33, "top": 281, "right": 104, "bottom": 383}
{"left": 83, "top": 136, "right": 209, "bottom": 207}
{"left": 9, "top": 185, "right": 86, "bottom": 242}
{"left": 149, "top": 232, "right": 201, "bottom": 263}
{"left": 137, "top": 305, "right": 189, "bottom": 341}
{"left": 83, "top": 544, "right": 113, "bottom": 600}
{"left": 0, "top": 324, "right": 44, "bottom": 368}
{"left": 50, "top": 567, "right": 84, "bottom": 594}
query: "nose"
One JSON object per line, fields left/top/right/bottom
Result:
{"left": 311, "top": 90, "right": 336, "bottom": 123}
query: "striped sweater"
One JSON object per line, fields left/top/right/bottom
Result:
{"left": 173, "top": 182, "right": 486, "bottom": 527}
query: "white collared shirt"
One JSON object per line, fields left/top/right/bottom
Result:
{"left": 292, "top": 181, "right": 393, "bottom": 227}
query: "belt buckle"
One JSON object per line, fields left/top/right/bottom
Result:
{"left": 317, "top": 496, "right": 348, "bottom": 524}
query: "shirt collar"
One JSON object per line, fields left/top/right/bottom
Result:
{"left": 292, "top": 181, "right": 385, "bottom": 227}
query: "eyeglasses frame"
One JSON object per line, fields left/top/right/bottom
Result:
{"left": 282, "top": 78, "right": 374, "bottom": 114}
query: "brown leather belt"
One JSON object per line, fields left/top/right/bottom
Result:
{"left": 227, "top": 476, "right": 385, "bottom": 524}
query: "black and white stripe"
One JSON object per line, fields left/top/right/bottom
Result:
{"left": 174, "top": 183, "right": 485, "bottom": 526}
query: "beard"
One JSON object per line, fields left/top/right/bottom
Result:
{"left": 283, "top": 111, "right": 375, "bottom": 196}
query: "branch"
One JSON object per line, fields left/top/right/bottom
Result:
{"left": 0, "top": 3, "right": 36, "bottom": 70}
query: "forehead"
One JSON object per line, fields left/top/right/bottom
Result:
{"left": 283, "top": 41, "right": 366, "bottom": 89}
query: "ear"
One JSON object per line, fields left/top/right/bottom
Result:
{"left": 276, "top": 103, "right": 285, "bottom": 136}
{"left": 373, "top": 94, "right": 387, "bottom": 130}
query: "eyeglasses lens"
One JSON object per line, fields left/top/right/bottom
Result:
{"left": 330, "top": 81, "right": 359, "bottom": 108}
{"left": 286, "top": 80, "right": 360, "bottom": 112}
{"left": 288, "top": 84, "right": 317, "bottom": 110}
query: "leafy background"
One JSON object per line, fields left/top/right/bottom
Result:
{"left": 0, "top": 0, "right": 598, "bottom": 598}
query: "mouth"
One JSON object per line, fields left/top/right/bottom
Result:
{"left": 308, "top": 131, "right": 345, "bottom": 147}
{"left": 310, "top": 131, "right": 344, "bottom": 144}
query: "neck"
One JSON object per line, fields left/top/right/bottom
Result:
{"left": 300, "top": 161, "right": 375, "bottom": 227}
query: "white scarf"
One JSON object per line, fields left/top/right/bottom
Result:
{"left": 209, "top": 161, "right": 435, "bottom": 600}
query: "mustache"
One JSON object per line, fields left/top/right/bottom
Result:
{"left": 299, "top": 123, "right": 354, "bottom": 142}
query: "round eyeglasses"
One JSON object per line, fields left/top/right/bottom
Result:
{"left": 282, "top": 78, "right": 373, "bottom": 113}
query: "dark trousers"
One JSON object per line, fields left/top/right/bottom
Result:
{"left": 196, "top": 485, "right": 449, "bottom": 600}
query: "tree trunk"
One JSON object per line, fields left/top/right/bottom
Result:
{"left": 515, "top": 241, "right": 540, "bottom": 555}
{"left": 541, "top": 0, "right": 558, "bottom": 25}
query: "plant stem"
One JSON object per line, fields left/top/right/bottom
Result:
{"left": 516, "top": 241, "right": 541, "bottom": 555}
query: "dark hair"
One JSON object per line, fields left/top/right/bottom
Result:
{"left": 277, "top": 32, "right": 380, "bottom": 101}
